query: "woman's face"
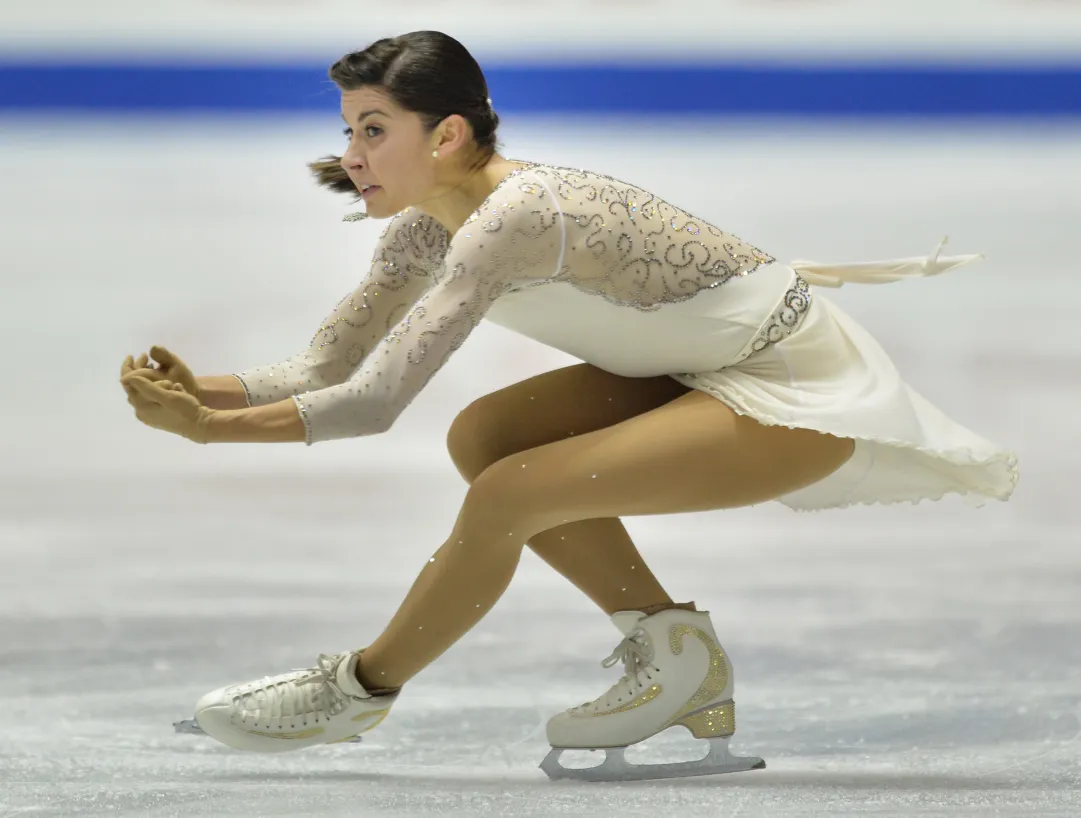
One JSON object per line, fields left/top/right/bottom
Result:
{"left": 339, "top": 87, "right": 448, "bottom": 219}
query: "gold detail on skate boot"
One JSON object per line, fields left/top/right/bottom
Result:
{"left": 246, "top": 727, "right": 326, "bottom": 740}
{"left": 351, "top": 707, "right": 391, "bottom": 729}
{"left": 674, "top": 699, "right": 736, "bottom": 739}
{"left": 667, "top": 625, "right": 730, "bottom": 723}
{"left": 586, "top": 684, "right": 662, "bottom": 716}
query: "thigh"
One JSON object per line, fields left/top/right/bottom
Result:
{"left": 468, "top": 390, "right": 856, "bottom": 533}
{"left": 446, "top": 363, "right": 692, "bottom": 481}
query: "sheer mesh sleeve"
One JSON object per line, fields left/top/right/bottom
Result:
{"left": 291, "top": 169, "right": 563, "bottom": 444}
{"left": 232, "top": 208, "right": 448, "bottom": 406}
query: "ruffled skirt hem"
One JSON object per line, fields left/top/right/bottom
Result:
{"left": 669, "top": 290, "right": 1019, "bottom": 513}
{"left": 672, "top": 372, "right": 1019, "bottom": 512}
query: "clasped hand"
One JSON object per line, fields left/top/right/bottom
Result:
{"left": 120, "top": 346, "right": 213, "bottom": 444}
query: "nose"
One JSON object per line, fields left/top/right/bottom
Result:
{"left": 340, "top": 144, "right": 364, "bottom": 172}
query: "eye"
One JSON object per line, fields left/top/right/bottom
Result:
{"left": 342, "top": 125, "right": 382, "bottom": 139}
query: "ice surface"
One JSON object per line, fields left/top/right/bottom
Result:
{"left": 0, "top": 118, "right": 1078, "bottom": 816}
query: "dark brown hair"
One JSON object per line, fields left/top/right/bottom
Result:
{"left": 309, "top": 31, "right": 503, "bottom": 200}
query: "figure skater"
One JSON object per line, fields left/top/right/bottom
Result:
{"left": 119, "top": 31, "right": 1018, "bottom": 782}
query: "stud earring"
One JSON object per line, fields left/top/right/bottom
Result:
{"left": 432, "top": 150, "right": 438, "bottom": 158}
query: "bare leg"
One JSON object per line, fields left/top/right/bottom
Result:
{"left": 358, "top": 388, "right": 855, "bottom": 690}
{"left": 446, "top": 364, "right": 693, "bottom": 616}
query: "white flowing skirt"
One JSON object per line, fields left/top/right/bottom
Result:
{"left": 671, "top": 260, "right": 1019, "bottom": 512}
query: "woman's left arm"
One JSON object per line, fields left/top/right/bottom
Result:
{"left": 203, "top": 399, "right": 308, "bottom": 443}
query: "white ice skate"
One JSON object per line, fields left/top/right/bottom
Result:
{"left": 541, "top": 609, "right": 765, "bottom": 782}
{"left": 174, "top": 650, "right": 396, "bottom": 752}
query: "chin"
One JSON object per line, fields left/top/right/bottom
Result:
{"left": 366, "top": 205, "right": 394, "bottom": 220}
{"left": 361, "top": 197, "right": 395, "bottom": 219}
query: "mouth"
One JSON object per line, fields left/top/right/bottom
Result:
{"left": 360, "top": 184, "right": 381, "bottom": 199}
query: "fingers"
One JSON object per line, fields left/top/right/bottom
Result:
{"left": 150, "top": 345, "right": 177, "bottom": 367}
{"left": 121, "top": 355, "right": 145, "bottom": 404}
{"left": 121, "top": 352, "right": 155, "bottom": 385}
{"left": 124, "top": 375, "right": 188, "bottom": 407}
{"left": 128, "top": 367, "right": 169, "bottom": 383}
{"left": 126, "top": 379, "right": 168, "bottom": 409}
{"left": 125, "top": 375, "right": 155, "bottom": 409}
{"left": 123, "top": 375, "right": 161, "bottom": 403}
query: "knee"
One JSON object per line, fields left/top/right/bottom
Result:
{"left": 457, "top": 458, "right": 551, "bottom": 541}
{"left": 446, "top": 396, "right": 508, "bottom": 483}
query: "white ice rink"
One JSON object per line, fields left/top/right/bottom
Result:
{"left": 1, "top": 117, "right": 1079, "bottom": 816}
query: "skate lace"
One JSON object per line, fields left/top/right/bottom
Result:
{"left": 234, "top": 652, "right": 353, "bottom": 727}
{"left": 585, "top": 627, "right": 655, "bottom": 710}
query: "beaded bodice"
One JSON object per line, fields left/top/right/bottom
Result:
{"left": 235, "top": 163, "right": 785, "bottom": 444}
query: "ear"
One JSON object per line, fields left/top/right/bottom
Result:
{"left": 435, "top": 113, "right": 472, "bottom": 153}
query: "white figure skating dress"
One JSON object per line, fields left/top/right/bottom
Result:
{"left": 233, "top": 162, "right": 1018, "bottom": 511}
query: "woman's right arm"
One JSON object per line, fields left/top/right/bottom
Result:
{"left": 227, "top": 208, "right": 448, "bottom": 408}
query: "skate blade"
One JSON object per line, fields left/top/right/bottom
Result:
{"left": 174, "top": 718, "right": 204, "bottom": 736}
{"left": 171, "top": 719, "right": 364, "bottom": 744}
{"left": 540, "top": 736, "right": 765, "bottom": 782}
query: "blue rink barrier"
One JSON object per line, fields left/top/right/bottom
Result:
{"left": 0, "top": 61, "right": 1078, "bottom": 116}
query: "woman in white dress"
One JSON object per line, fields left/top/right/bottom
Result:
{"left": 119, "top": 31, "right": 1018, "bottom": 781}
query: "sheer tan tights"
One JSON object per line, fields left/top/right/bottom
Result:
{"left": 357, "top": 364, "right": 854, "bottom": 691}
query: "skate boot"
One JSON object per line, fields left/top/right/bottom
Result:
{"left": 177, "top": 650, "right": 396, "bottom": 752}
{"left": 541, "top": 608, "right": 765, "bottom": 781}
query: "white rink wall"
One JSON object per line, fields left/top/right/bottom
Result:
{"left": 3, "top": 1, "right": 1081, "bottom": 58}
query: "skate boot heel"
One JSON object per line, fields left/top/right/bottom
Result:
{"left": 542, "top": 609, "right": 765, "bottom": 781}
{"left": 673, "top": 699, "right": 736, "bottom": 739}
